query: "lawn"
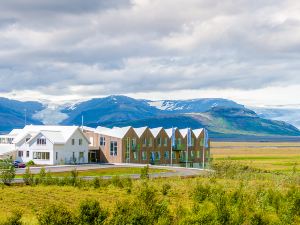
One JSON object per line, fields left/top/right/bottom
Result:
{"left": 210, "top": 141, "right": 300, "bottom": 172}
{"left": 15, "top": 167, "right": 168, "bottom": 178}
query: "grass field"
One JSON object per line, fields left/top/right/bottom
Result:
{"left": 210, "top": 141, "right": 300, "bottom": 172}
{"left": 0, "top": 142, "right": 300, "bottom": 224}
{"left": 15, "top": 167, "right": 167, "bottom": 178}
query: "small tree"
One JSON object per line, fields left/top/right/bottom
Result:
{"left": 0, "top": 159, "right": 16, "bottom": 185}
{"left": 140, "top": 165, "right": 150, "bottom": 179}
{"left": 79, "top": 199, "right": 108, "bottom": 225}
{"left": 23, "top": 167, "right": 34, "bottom": 185}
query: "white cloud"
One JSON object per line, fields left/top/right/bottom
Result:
{"left": 0, "top": 0, "right": 300, "bottom": 106}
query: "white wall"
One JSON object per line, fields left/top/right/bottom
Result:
{"left": 16, "top": 134, "right": 54, "bottom": 165}
{"left": 53, "top": 129, "right": 89, "bottom": 165}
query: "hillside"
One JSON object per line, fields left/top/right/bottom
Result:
{"left": 0, "top": 98, "right": 44, "bottom": 132}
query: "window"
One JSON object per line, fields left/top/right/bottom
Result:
{"left": 133, "top": 152, "right": 138, "bottom": 160}
{"left": 37, "top": 138, "right": 46, "bottom": 145}
{"left": 26, "top": 151, "right": 29, "bottom": 158}
{"left": 172, "top": 151, "right": 176, "bottom": 159}
{"left": 79, "top": 152, "right": 84, "bottom": 159}
{"left": 164, "top": 151, "right": 169, "bottom": 159}
{"left": 142, "top": 151, "right": 147, "bottom": 160}
{"left": 200, "top": 138, "right": 204, "bottom": 146}
{"left": 164, "top": 138, "right": 168, "bottom": 146}
{"left": 197, "top": 151, "right": 200, "bottom": 159}
{"left": 25, "top": 138, "right": 30, "bottom": 142}
{"left": 100, "top": 136, "right": 106, "bottom": 146}
{"left": 33, "top": 152, "right": 50, "bottom": 160}
{"left": 131, "top": 138, "right": 136, "bottom": 147}
{"left": 18, "top": 151, "right": 23, "bottom": 157}
{"left": 148, "top": 138, "right": 153, "bottom": 147}
{"left": 56, "top": 152, "right": 58, "bottom": 160}
{"left": 157, "top": 137, "right": 161, "bottom": 146}
{"left": 110, "top": 141, "right": 118, "bottom": 156}
{"left": 72, "top": 139, "right": 75, "bottom": 145}
{"left": 150, "top": 152, "right": 155, "bottom": 162}
{"left": 190, "top": 151, "right": 194, "bottom": 159}
{"left": 79, "top": 139, "right": 83, "bottom": 145}
{"left": 192, "top": 138, "right": 195, "bottom": 146}
{"left": 143, "top": 138, "right": 147, "bottom": 147}
{"left": 177, "top": 138, "right": 182, "bottom": 146}
{"left": 156, "top": 152, "right": 160, "bottom": 160}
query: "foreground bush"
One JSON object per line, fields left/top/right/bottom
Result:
{"left": 0, "top": 159, "right": 15, "bottom": 185}
{"left": 38, "top": 205, "right": 76, "bottom": 225}
{"left": 79, "top": 199, "right": 108, "bottom": 225}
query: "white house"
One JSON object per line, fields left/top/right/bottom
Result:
{"left": 0, "top": 125, "right": 90, "bottom": 165}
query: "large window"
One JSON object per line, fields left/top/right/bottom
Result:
{"left": 143, "top": 138, "right": 147, "bottom": 147}
{"left": 33, "top": 152, "right": 50, "bottom": 160}
{"left": 26, "top": 151, "right": 29, "bottom": 158}
{"left": 100, "top": 136, "right": 105, "bottom": 146}
{"left": 37, "top": 138, "right": 46, "bottom": 145}
{"left": 79, "top": 152, "right": 84, "bottom": 159}
{"left": 156, "top": 151, "right": 161, "bottom": 160}
{"left": 164, "top": 138, "right": 168, "bottom": 147}
{"left": 72, "top": 139, "right": 75, "bottom": 145}
{"left": 157, "top": 137, "right": 161, "bottom": 146}
{"left": 18, "top": 151, "right": 23, "bottom": 157}
{"left": 133, "top": 152, "right": 138, "bottom": 160}
{"left": 164, "top": 151, "right": 169, "bottom": 160}
{"left": 172, "top": 151, "right": 176, "bottom": 159}
{"left": 148, "top": 138, "right": 153, "bottom": 147}
{"left": 110, "top": 141, "right": 118, "bottom": 156}
{"left": 142, "top": 151, "right": 147, "bottom": 160}
{"left": 79, "top": 139, "right": 83, "bottom": 145}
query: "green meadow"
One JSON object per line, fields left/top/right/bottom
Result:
{"left": 0, "top": 142, "right": 299, "bottom": 224}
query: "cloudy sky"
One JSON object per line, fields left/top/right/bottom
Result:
{"left": 0, "top": 0, "right": 300, "bottom": 107}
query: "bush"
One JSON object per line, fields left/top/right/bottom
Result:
{"left": 78, "top": 199, "right": 108, "bottom": 225}
{"left": 23, "top": 167, "right": 34, "bottom": 185}
{"left": 161, "top": 183, "right": 171, "bottom": 196}
{"left": 111, "top": 176, "right": 123, "bottom": 188}
{"left": 38, "top": 205, "right": 76, "bottom": 225}
{"left": 0, "top": 159, "right": 16, "bottom": 185}
{"left": 2, "top": 210, "right": 23, "bottom": 225}
{"left": 140, "top": 165, "right": 150, "bottom": 179}
{"left": 26, "top": 160, "right": 35, "bottom": 167}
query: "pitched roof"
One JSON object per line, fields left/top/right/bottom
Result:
{"left": 165, "top": 128, "right": 177, "bottom": 138}
{"left": 179, "top": 128, "right": 189, "bottom": 137}
{"left": 150, "top": 127, "right": 163, "bottom": 137}
{"left": 96, "top": 126, "right": 132, "bottom": 138}
{"left": 13, "top": 125, "right": 89, "bottom": 144}
{"left": 133, "top": 127, "right": 148, "bottom": 137}
{"left": 193, "top": 128, "right": 204, "bottom": 137}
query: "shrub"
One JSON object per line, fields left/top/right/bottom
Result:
{"left": 70, "top": 169, "right": 79, "bottom": 186}
{"left": 161, "top": 183, "right": 171, "bottom": 196}
{"left": 2, "top": 210, "right": 23, "bottom": 225}
{"left": 78, "top": 199, "right": 108, "bottom": 225}
{"left": 38, "top": 205, "right": 76, "bottom": 225}
{"left": 93, "top": 177, "right": 101, "bottom": 188}
{"left": 23, "top": 167, "right": 34, "bottom": 185}
{"left": 111, "top": 176, "right": 123, "bottom": 188}
{"left": 0, "top": 159, "right": 16, "bottom": 185}
{"left": 140, "top": 165, "right": 150, "bottom": 179}
{"left": 26, "top": 160, "right": 35, "bottom": 167}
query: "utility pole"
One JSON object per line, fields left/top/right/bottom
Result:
{"left": 24, "top": 109, "right": 27, "bottom": 127}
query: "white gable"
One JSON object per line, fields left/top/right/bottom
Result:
{"left": 133, "top": 127, "right": 147, "bottom": 137}
{"left": 150, "top": 127, "right": 163, "bottom": 137}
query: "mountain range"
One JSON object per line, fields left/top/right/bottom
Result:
{"left": 0, "top": 95, "right": 300, "bottom": 140}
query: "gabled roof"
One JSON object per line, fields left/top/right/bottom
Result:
{"left": 179, "top": 128, "right": 189, "bottom": 137}
{"left": 150, "top": 127, "right": 163, "bottom": 137}
{"left": 193, "top": 128, "right": 204, "bottom": 137}
{"left": 96, "top": 126, "right": 132, "bottom": 139}
{"left": 133, "top": 127, "right": 148, "bottom": 138}
{"left": 13, "top": 125, "right": 89, "bottom": 145}
{"left": 165, "top": 128, "right": 178, "bottom": 138}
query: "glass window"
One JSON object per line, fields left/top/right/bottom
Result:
{"left": 150, "top": 152, "right": 155, "bottom": 162}
{"left": 100, "top": 136, "right": 106, "bottom": 146}
{"left": 197, "top": 151, "right": 200, "bottom": 158}
{"left": 25, "top": 138, "right": 30, "bottom": 142}
{"left": 192, "top": 138, "right": 195, "bottom": 146}
{"left": 157, "top": 137, "right": 161, "bottom": 146}
{"left": 18, "top": 151, "right": 23, "bottom": 157}
{"left": 190, "top": 151, "right": 194, "bottom": 159}
{"left": 177, "top": 138, "right": 181, "bottom": 145}
{"left": 156, "top": 152, "right": 160, "bottom": 160}
{"left": 142, "top": 151, "right": 147, "bottom": 160}
{"left": 143, "top": 138, "right": 147, "bottom": 147}
{"left": 164, "top": 151, "right": 169, "bottom": 159}
{"left": 56, "top": 152, "right": 58, "bottom": 160}
{"left": 79, "top": 139, "right": 83, "bottom": 145}
{"left": 164, "top": 138, "right": 168, "bottom": 146}
{"left": 110, "top": 141, "right": 118, "bottom": 156}
{"left": 79, "top": 152, "right": 84, "bottom": 159}
{"left": 72, "top": 139, "right": 75, "bottom": 145}
{"left": 33, "top": 152, "right": 50, "bottom": 160}
{"left": 133, "top": 152, "right": 138, "bottom": 160}
{"left": 172, "top": 151, "right": 176, "bottom": 159}
{"left": 37, "top": 138, "right": 46, "bottom": 145}
{"left": 26, "top": 151, "right": 29, "bottom": 158}
{"left": 148, "top": 138, "right": 153, "bottom": 147}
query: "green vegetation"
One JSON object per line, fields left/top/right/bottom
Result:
{"left": 0, "top": 161, "right": 299, "bottom": 224}
{"left": 0, "top": 159, "right": 16, "bottom": 185}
